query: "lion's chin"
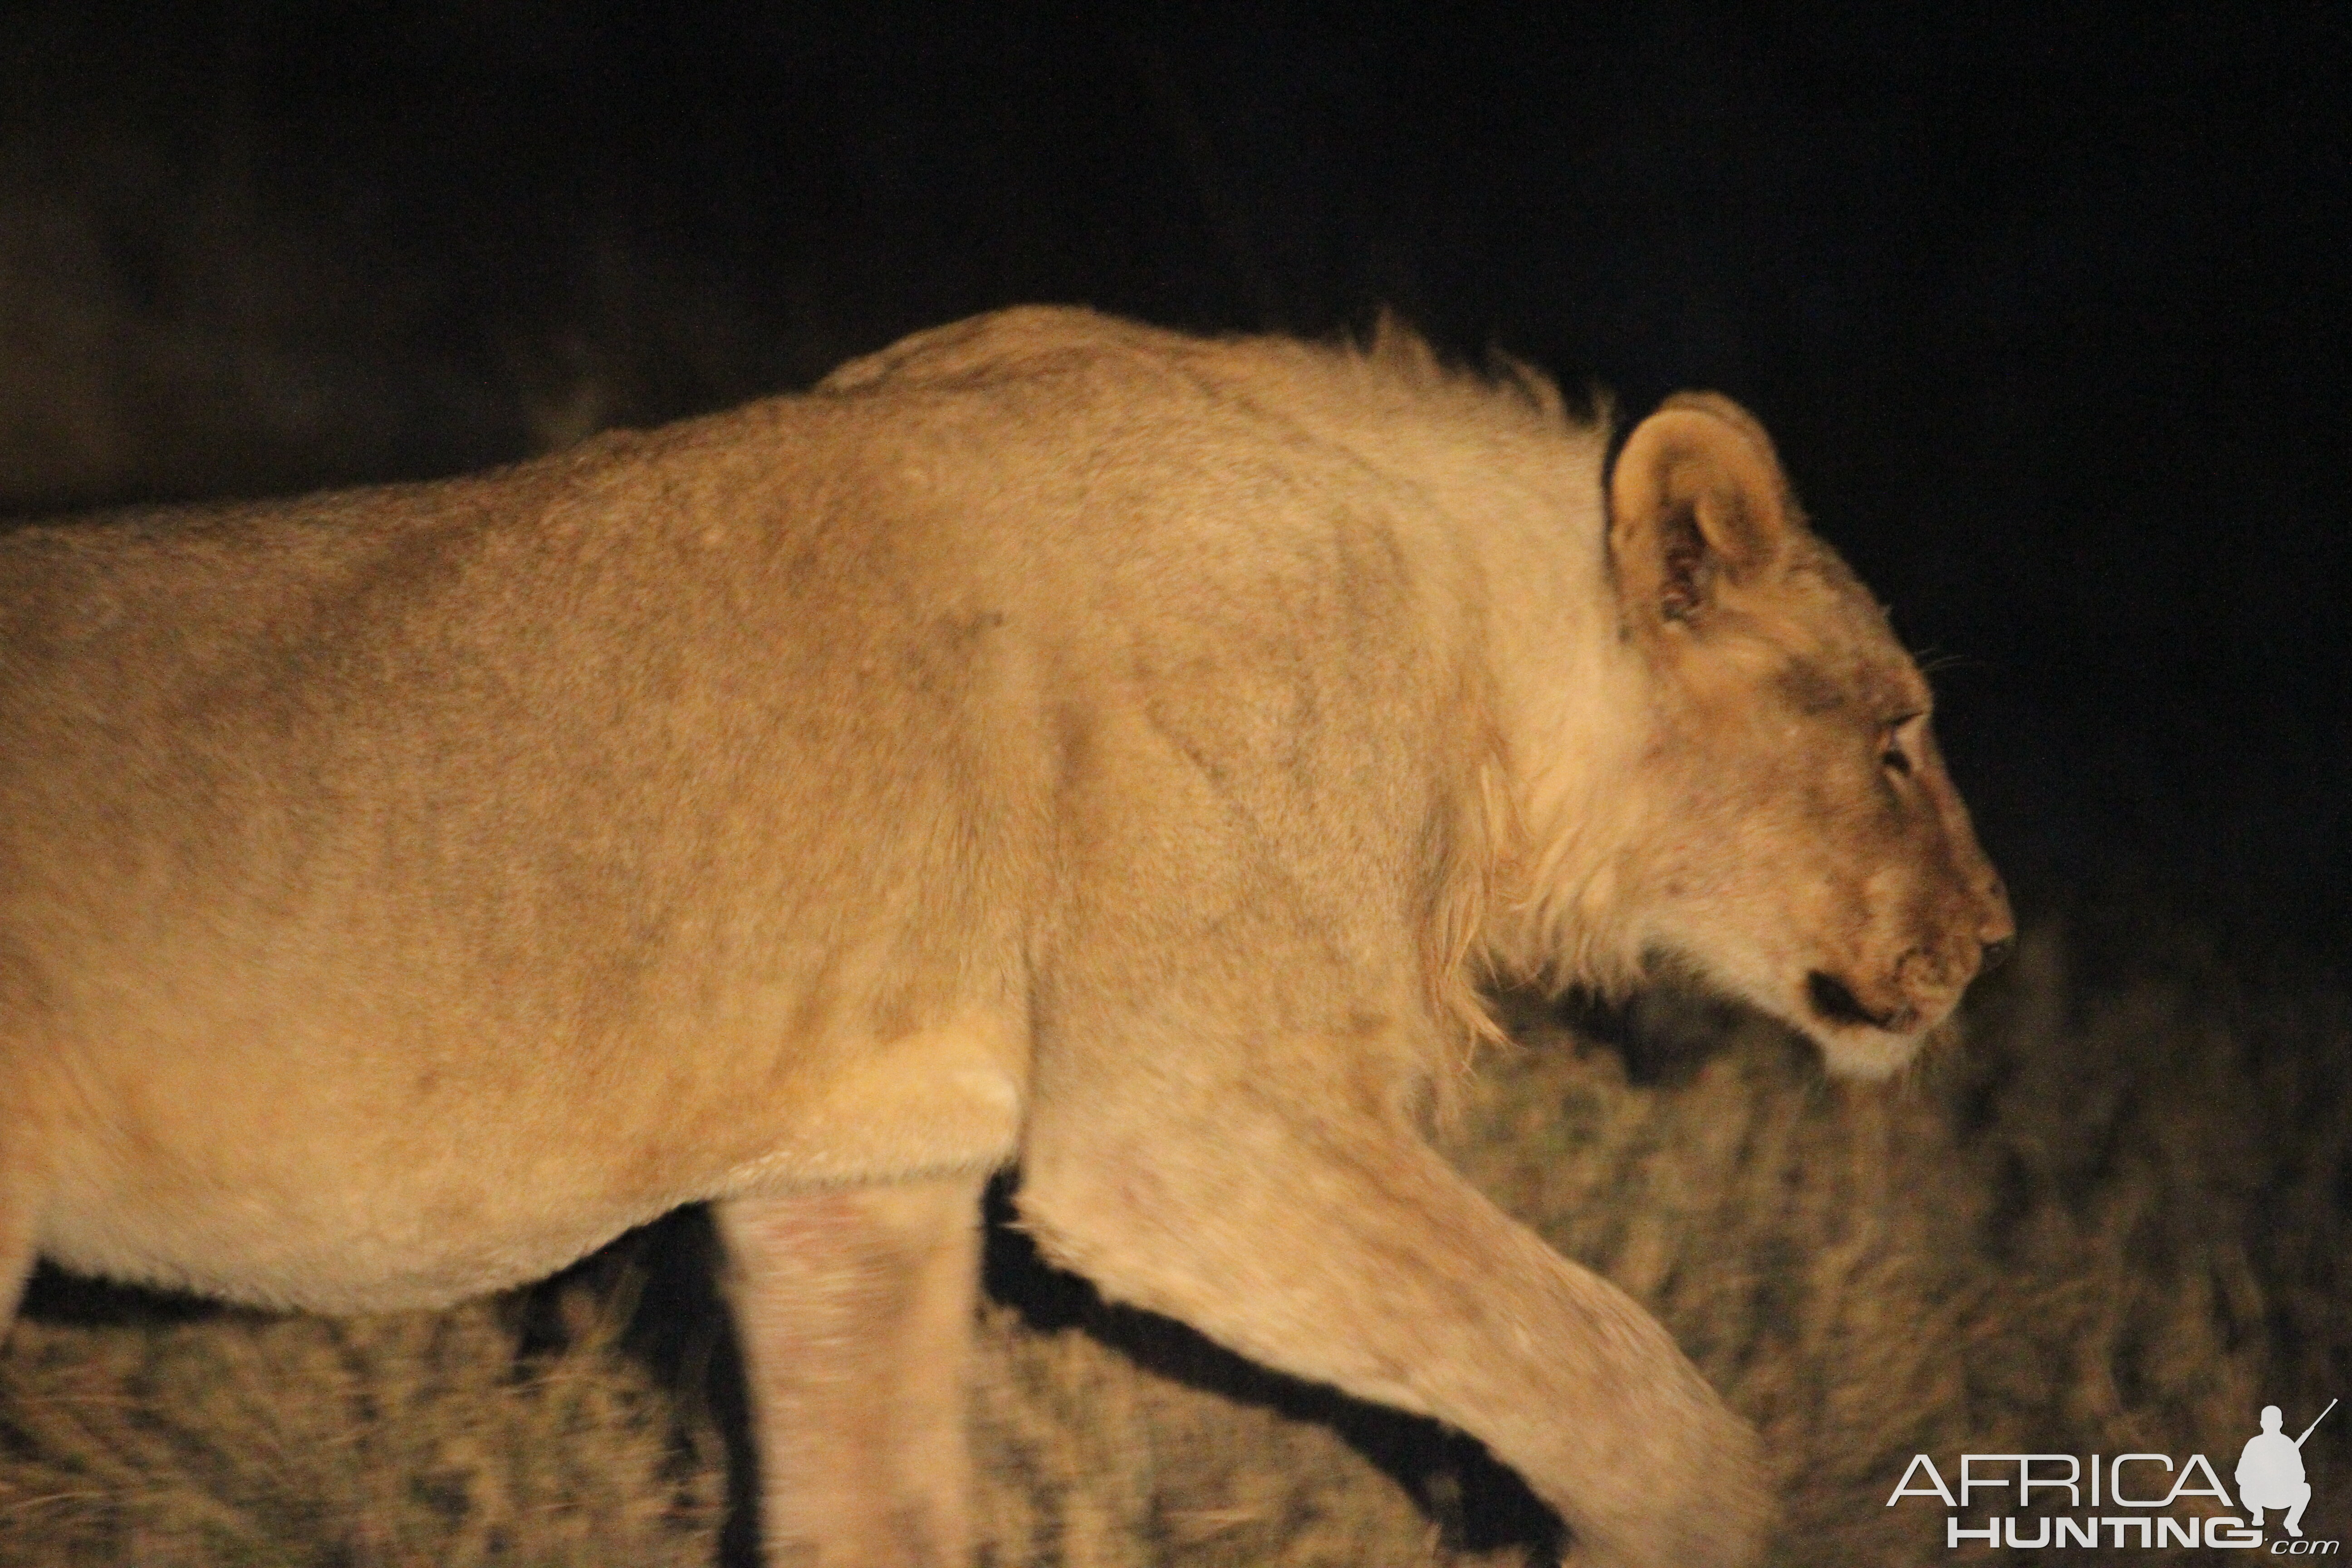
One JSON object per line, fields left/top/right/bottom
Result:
{"left": 1807, "top": 1013, "right": 1960, "bottom": 1081}
{"left": 1812, "top": 1027, "right": 1925, "bottom": 1081}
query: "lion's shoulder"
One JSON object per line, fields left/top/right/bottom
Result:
{"left": 814, "top": 305, "right": 1184, "bottom": 396}
{"left": 814, "top": 306, "right": 1581, "bottom": 446}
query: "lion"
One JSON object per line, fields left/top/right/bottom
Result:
{"left": 0, "top": 306, "right": 2012, "bottom": 1568}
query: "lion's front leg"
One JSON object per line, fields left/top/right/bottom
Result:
{"left": 716, "top": 1173, "right": 985, "bottom": 1568}
{"left": 1014, "top": 1045, "right": 1771, "bottom": 1568}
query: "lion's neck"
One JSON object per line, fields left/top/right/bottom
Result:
{"left": 1475, "top": 487, "right": 1656, "bottom": 999}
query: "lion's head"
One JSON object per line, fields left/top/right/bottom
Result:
{"left": 1496, "top": 392, "right": 2014, "bottom": 1079}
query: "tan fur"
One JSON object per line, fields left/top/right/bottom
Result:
{"left": 0, "top": 306, "right": 2010, "bottom": 1567}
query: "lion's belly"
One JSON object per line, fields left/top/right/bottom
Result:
{"left": 38, "top": 1178, "right": 687, "bottom": 1312}
{"left": 33, "top": 1013, "right": 1027, "bottom": 1313}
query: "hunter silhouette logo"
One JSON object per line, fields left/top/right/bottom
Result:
{"left": 1888, "top": 1399, "right": 2339, "bottom": 1551}
{"left": 2241, "top": 1401, "right": 2334, "bottom": 1538}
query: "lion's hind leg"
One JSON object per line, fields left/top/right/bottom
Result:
{"left": 716, "top": 1173, "right": 985, "bottom": 1568}
{"left": 0, "top": 946, "right": 51, "bottom": 1337}
{"left": 0, "top": 1179, "right": 30, "bottom": 1334}
{"left": 0, "top": 1085, "right": 44, "bottom": 1337}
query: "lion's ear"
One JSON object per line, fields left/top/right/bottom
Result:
{"left": 1607, "top": 392, "right": 1796, "bottom": 627}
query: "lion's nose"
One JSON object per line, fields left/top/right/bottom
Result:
{"left": 1980, "top": 935, "right": 2014, "bottom": 974}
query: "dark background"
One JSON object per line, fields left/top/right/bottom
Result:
{"left": 3, "top": 0, "right": 2346, "bottom": 948}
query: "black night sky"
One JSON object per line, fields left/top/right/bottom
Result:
{"left": 3, "top": 0, "right": 2347, "bottom": 945}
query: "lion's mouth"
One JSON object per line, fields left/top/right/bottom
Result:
{"left": 1805, "top": 970, "right": 1920, "bottom": 1035}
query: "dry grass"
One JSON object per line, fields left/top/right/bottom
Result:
{"left": 0, "top": 1299, "right": 722, "bottom": 1567}
{"left": 4, "top": 907, "right": 2346, "bottom": 1566}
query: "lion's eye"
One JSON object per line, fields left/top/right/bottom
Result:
{"left": 1880, "top": 713, "right": 1923, "bottom": 777}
